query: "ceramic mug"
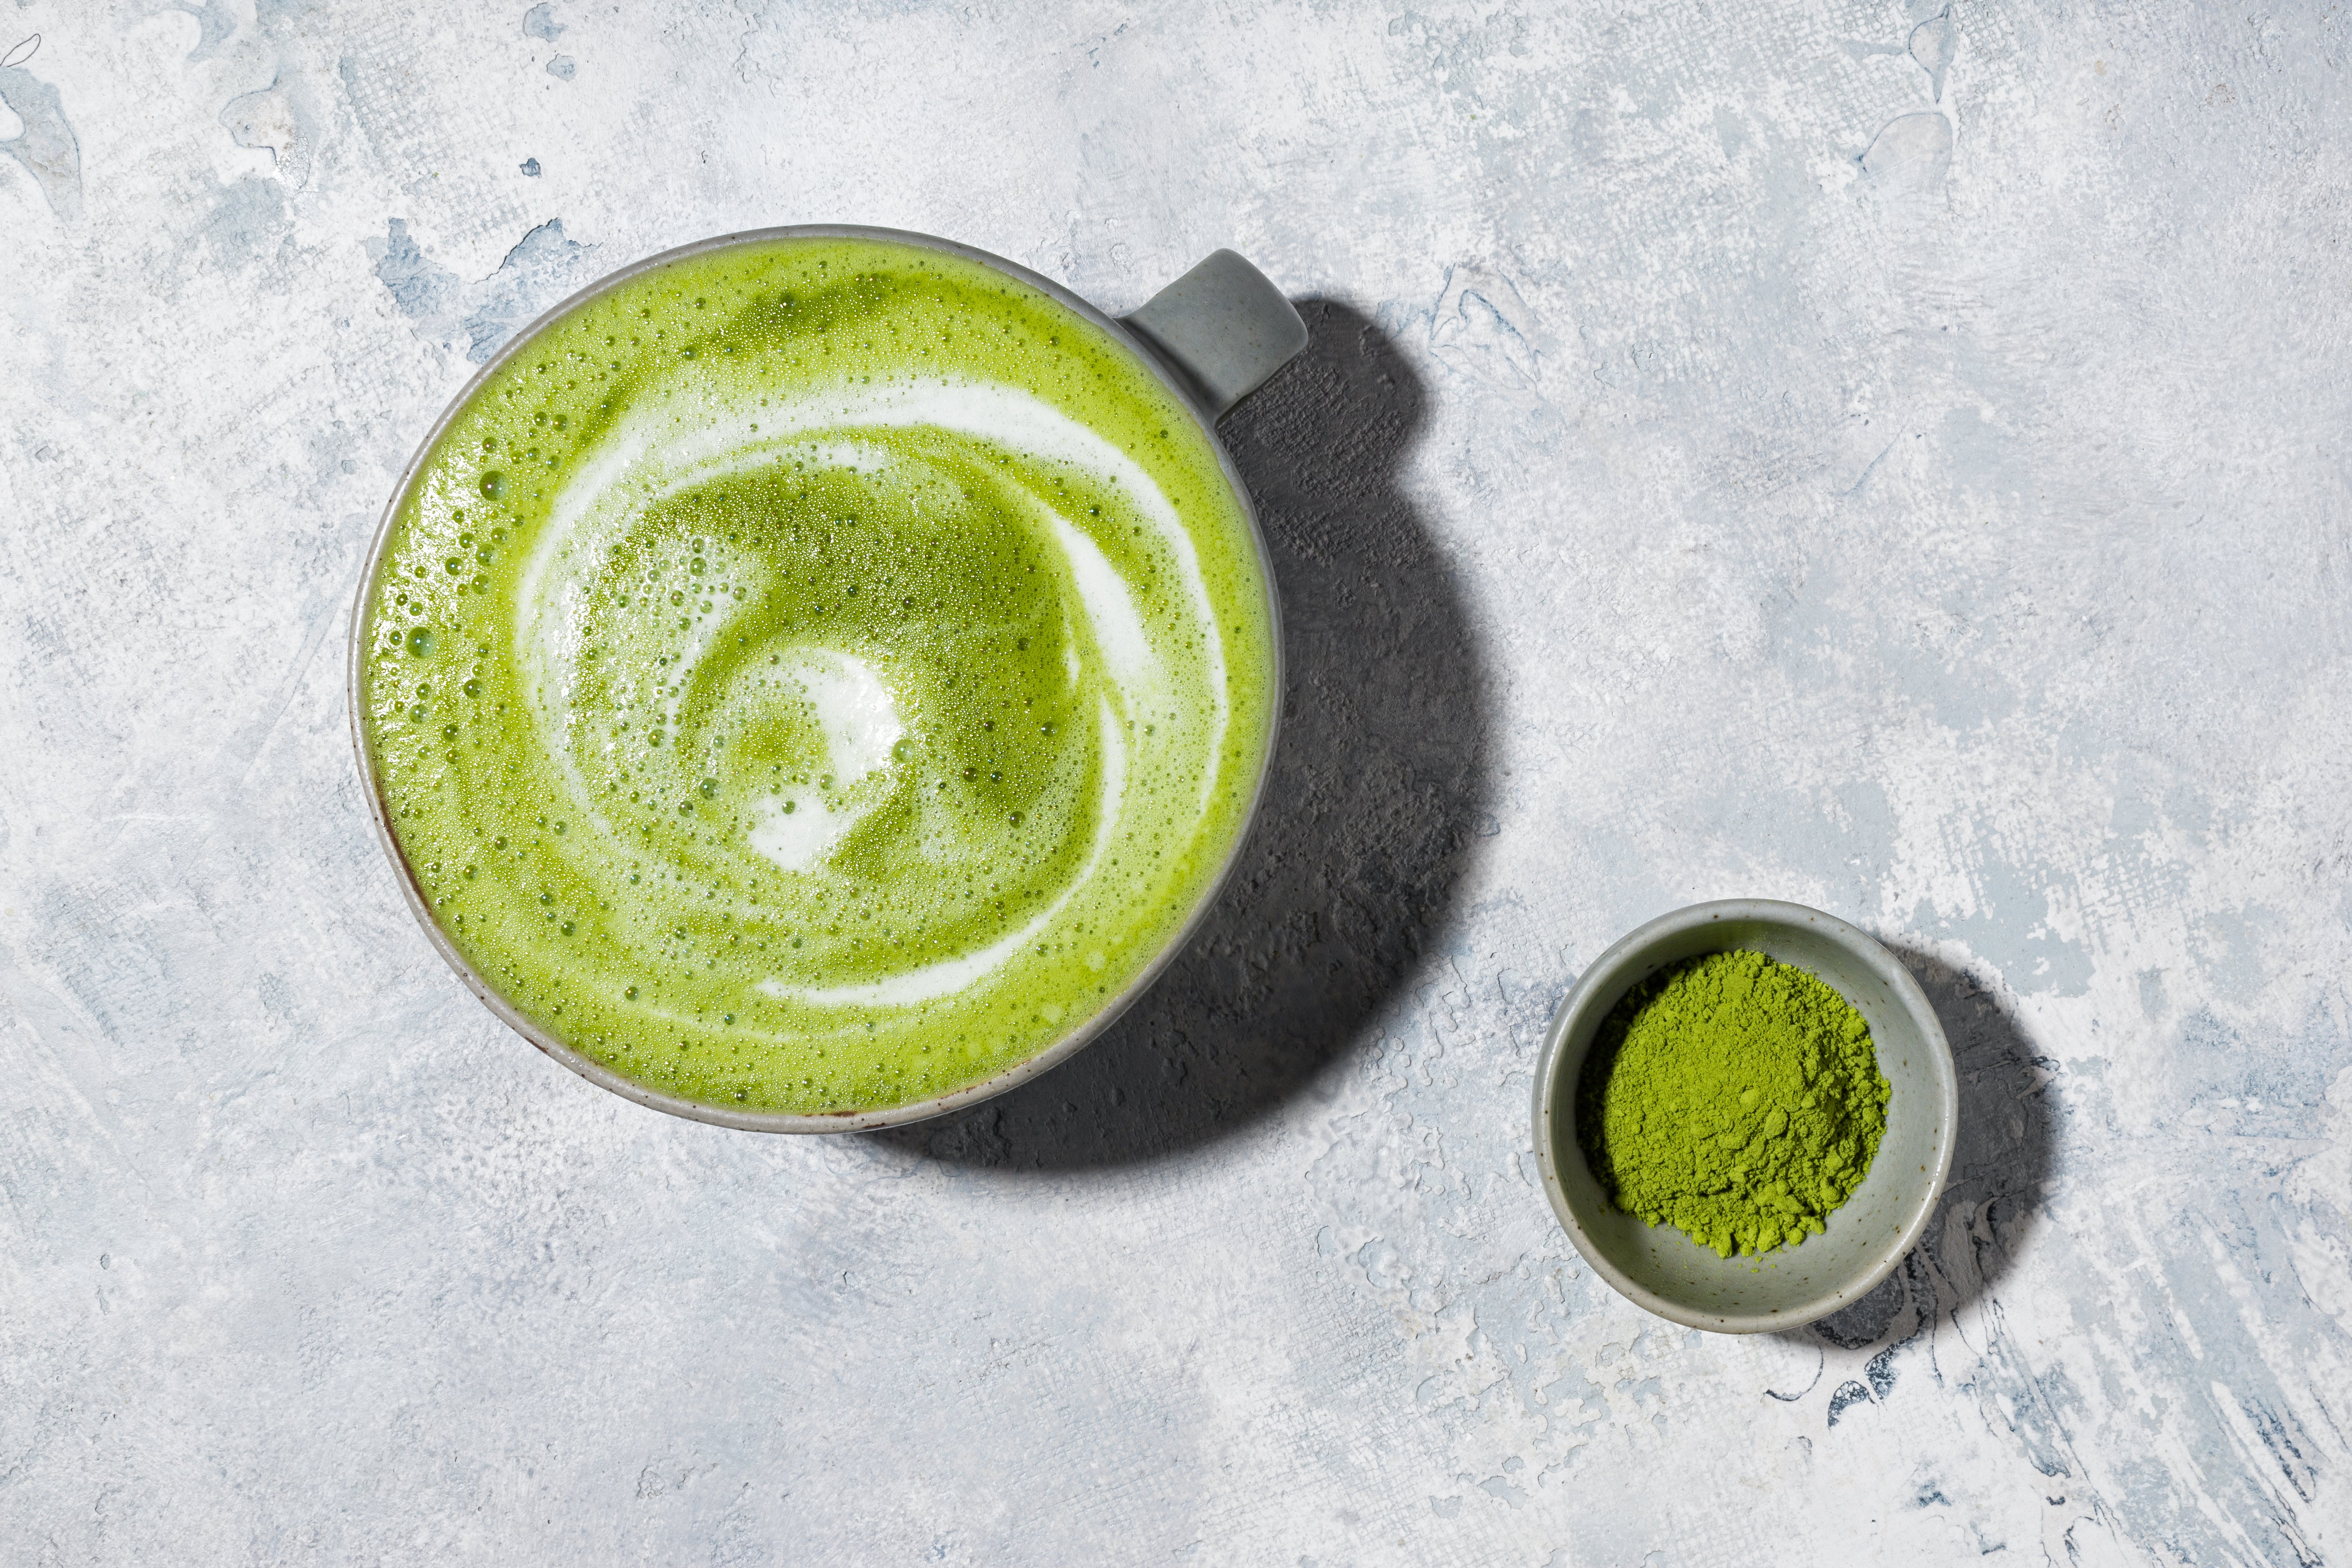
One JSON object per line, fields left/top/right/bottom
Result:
{"left": 349, "top": 228, "right": 1307, "bottom": 1131}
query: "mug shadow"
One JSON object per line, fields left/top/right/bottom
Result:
{"left": 872, "top": 299, "right": 1491, "bottom": 1171}
{"left": 1777, "top": 941, "right": 2055, "bottom": 1356}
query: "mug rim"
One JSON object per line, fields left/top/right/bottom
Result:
{"left": 346, "top": 224, "right": 1289, "bottom": 1133}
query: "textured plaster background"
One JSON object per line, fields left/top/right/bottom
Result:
{"left": 4, "top": 2, "right": 2351, "bottom": 1562}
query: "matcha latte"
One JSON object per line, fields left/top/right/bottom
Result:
{"left": 357, "top": 234, "right": 1278, "bottom": 1119}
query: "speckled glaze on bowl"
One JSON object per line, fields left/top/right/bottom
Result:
{"left": 1531, "top": 900, "right": 1958, "bottom": 1334}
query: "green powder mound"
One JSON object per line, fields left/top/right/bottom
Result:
{"left": 1576, "top": 950, "right": 1891, "bottom": 1259}
{"left": 358, "top": 236, "right": 1277, "bottom": 1115}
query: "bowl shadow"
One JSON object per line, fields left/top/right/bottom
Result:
{"left": 1779, "top": 941, "right": 2055, "bottom": 1356}
{"left": 872, "top": 299, "right": 1492, "bottom": 1171}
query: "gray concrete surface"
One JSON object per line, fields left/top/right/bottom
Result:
{"left": 3, "top": 2, "right": 2348, "bottom": 1562}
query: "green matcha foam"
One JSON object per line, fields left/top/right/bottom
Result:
{"left": 360, "top": 236, "right": 1277, "bottom": 1115}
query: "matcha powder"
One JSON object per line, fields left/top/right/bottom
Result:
{"left": 1576, "top": 950, "right": 1891, "bottom": 1258}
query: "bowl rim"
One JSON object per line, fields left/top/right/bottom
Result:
{"left": 346, "top": 225, "right": 1287, "bottom": 1134}
{"left": 1529, "top": 898, "right": 1960, "bottom": 1333}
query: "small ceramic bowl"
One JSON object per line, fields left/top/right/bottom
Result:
{"left": 1531, "top": 899, "right": 1958, "bottom": 1333}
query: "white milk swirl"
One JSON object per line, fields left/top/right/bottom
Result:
{"left": 510, "top": 375, "right": 1230, "bottom": 1011}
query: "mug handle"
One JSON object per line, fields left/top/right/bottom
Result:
{"left": 1122, "top": 251, "right": 1308, "bottom": 422}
